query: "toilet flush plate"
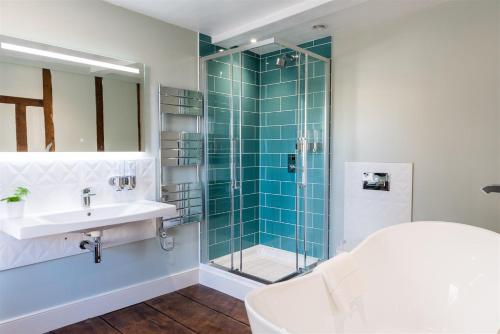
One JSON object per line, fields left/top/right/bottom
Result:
{"left": 0, "top": 200, "right": 176, "bottom": 240}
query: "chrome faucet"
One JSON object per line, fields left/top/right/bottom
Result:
{"left": 81, "top": 187, "right": 96, "bottom": 208}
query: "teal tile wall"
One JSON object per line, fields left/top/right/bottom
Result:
{"left": 200, "top": 34, "right": 331, "bottom": 261}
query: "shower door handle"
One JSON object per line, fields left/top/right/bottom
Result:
{"left": 297, "top": 137, "right": 308, "bottom": 188}
{"left": 231, "top": 138, "right": 240, "bottom": 190}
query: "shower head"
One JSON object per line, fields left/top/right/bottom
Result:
{"left": 275, "top": 54, "right": 298, "bottom": 68}
{"left": 275, "top": 56, "right": 286, "bottom": 68}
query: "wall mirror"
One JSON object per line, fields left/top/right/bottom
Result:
{"left": 0, "top": 35, "right": 145, "bottom": 152}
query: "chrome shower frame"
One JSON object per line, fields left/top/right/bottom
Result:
{"left": 199, "top": 37, "right": 331, "bottom": 282}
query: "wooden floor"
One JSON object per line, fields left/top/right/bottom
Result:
{"left": 48, "top": 284, "right": 251, "bottom": 334}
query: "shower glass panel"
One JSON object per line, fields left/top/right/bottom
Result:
{"left": 300, "top": 53, "right": 330, "bottom": 268}
{"left": 201, "top": 38, "right": 330, "bottom": 283}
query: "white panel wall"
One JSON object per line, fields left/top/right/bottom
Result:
{"left": 342, "top": 162, "right": 413, "bottom": 251}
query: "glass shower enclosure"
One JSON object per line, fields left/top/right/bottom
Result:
{"left": 200, "top": 38, "right": 330, "bottom": 283}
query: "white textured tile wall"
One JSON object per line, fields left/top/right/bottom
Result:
{"left": 342, "top": 162, "right": 413, "bottom": 251}
{"left": 0, "top": 155, "right": 157, "bottom": 271}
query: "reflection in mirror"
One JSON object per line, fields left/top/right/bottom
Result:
{"left": 0, "top": 35, "right": 145, "bottom": 152}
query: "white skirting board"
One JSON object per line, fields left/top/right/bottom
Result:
{"left": 0, "top": 268, "right": 199, "bottom": 334}
{"left": 199, "top": 263, "right": 264, "bottom": 300}
{"left": 0, "top": 264, "right": 264, "bottom": 333}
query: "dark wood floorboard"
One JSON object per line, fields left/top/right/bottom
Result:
{"left": 51, "top": 284, "right": 251, "bottom": 334}
{"left": 146, "top": 292, "right": 251, "bottom": 334}
{"left": 102, "top": 303, "right": 194, "bottom": 334}
{"left": 53, "top": 317, "right": 120, "bottom": 334}
{"left": 177, "top": 284, "right": 249, "bottom": 325}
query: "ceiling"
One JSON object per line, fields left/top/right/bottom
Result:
{"left": 104, "top": 0, "right": 447, "bottom": 48}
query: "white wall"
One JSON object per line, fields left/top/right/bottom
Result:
{"left": 0, "top": 0, "right": 199, "bottom": 323}
{"left": 331, "top": 0, "right": 500, "bottom": 251}
{"left": 52, "top": 70, "right": 97, "bottom": 151}
{"left": 103, "top": 77, "right": 139, "bottom": 151}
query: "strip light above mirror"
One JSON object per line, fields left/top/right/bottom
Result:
{"left": 0, "top": 42, "right": 140, "bottom": 74}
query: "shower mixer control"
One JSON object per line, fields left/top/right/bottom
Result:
{"left": 288, "top": 154, "right": 296, "bottom": 173}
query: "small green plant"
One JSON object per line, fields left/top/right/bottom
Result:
{"left": 1, "top": 187, "right": 30, "bottom": 203}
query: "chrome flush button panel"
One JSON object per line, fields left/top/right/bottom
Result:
{"left": 363, "top": 172, "right": 390, "bottom": 191}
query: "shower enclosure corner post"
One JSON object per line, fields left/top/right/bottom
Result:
{"left": 238, "top": 52, "right": 243, "bottom": 273}
{"left": 200, "top": 58, "right": 209, "bottom": 265}
{"left": 303, "top": 53, "right": 309, "bottom": 267}
{"left": 228, "top": 55, "right": 235, "bottom": 271}
{"left": 295, "top": 52, "right": 301, "bottom": 273}
{"left": 323, "top": 59, "right": 332, "bottom": 261}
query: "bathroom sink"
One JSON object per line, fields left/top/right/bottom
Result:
{"left": 1, "top": 200, "right": 176, "bottom": 240}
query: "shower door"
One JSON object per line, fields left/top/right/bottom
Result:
{"left": 203, "top": 51, "right": 259, "bottom": 275}
{"left": 202, "top": 39, "right": 330, "bottom": 283}
{"left": 295, "top": 52, "right": 330, "bottom": 270}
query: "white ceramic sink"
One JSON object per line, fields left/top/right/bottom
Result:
{"left": 1, "top": 200, "right": 176, "bottom": 240}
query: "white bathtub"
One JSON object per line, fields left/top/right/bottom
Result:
{"left": 245, "top": 222, "right": 500, "bottom": 333}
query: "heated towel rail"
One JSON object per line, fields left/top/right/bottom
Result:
{"left": 158, "top": 86, "right": 203, "bottom": 250}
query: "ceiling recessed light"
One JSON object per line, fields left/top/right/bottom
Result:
{"left": 218, "top": 48, "right": 225, "bottom": 52}
{"left": 312, "top": 24, "right": 327, "bottom": 31}
{"left": 250, "top": 38, "right": 257, "bottom": 43}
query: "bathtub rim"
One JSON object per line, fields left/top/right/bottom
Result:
{"left": 350, "top": 221, "right": 499, "bottom": 257}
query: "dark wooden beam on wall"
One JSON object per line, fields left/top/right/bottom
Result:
{"left": 95, "top": 77, "right": 104, "bottom": 152}
{"left": 0, "top": 95, "right": 43, "bottom": 107}
{"left": 1, "top": 69, "right": 55, "bottom": 152}
{"left": 136, "top": 83, "right": 141, "bottom": 151}
{"left": 15, "top": 104, "right": 28, "bottom": 152}
{"left": 0, "top": 96, "right": 43, "bottom": 152}
{"left": 42, "top": 69, "right": 55, "bottom": 151}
